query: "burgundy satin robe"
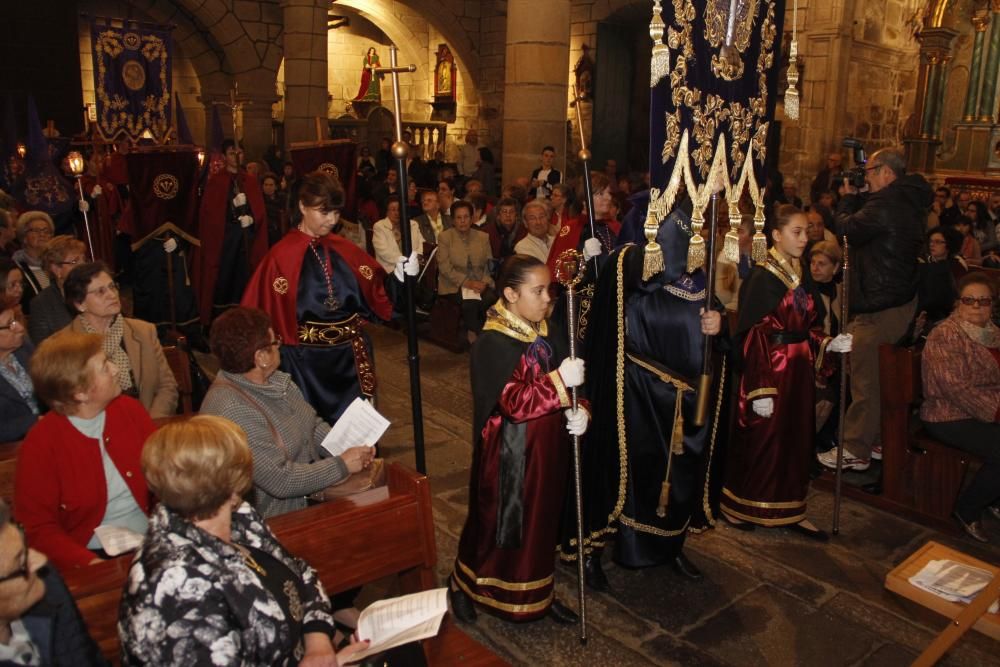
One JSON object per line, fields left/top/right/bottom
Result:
{"left": 453, "top": 346, "right": 571, "bottom": 621}
{"left": 722, "top": 285, "right": 831, "bottom": 526}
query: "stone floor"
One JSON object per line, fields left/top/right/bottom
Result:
{"left": 367, "top": 324, "right": 1000, "bottom": 667}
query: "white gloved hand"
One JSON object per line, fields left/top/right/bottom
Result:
{"left": 78, "top": 200, "right": 90, "bottom": 213}
{"left": 163, "top": 238, "right": 178, "bottom": 254}
{"left": 752, "top": 397, "right": 774, "bottom": 418}
{"left": 828, "top": 333, "right": 853, "bottom": 354}
{"left": 565, "top": 408, "right": 589, "bottom": 436}
{"left": 232, "top": 192, "right": 247, "bottom": 207}
{"left": 90, "top": 184, "right": 102, "bottom": 197}
{"left": 558, "top": 357, "right": 585, "bottom": 388}
{"left": 238, "top": 215, "right": 254, "bottom": 229}
{"left": 583, "top": 237, "right": 603, "bottom": 261}
{"left": 403, "top": 250, "right": 420, "bottom": 276}
{"left": 393, "top": 256, "right": 406, "bottom": 282}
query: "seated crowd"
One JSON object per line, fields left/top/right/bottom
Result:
{"left": 0, "top": 138, "right": 998, "bottom": 663}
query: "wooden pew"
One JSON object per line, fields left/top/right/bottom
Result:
{"left": 815, "top": 345, "right": 983, "bottom": 532}
{"left": 0, "top": 439, "right": 21, "bottom": 504}
{"left": 63, "top": 463, "right": 506, "bottom": 666}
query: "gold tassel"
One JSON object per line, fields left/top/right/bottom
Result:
{"left": 785, "top": 0, "right": 801, "bottom": 120}
{"left": 657, "top": 388, "right": 686, "bottom": 518}
{"left": 642, "top": 210, "right": 665, "bottom": 280}
{"left": 687, "top": 209, "right": 706, "bottom": 273}
{"left": 650, "top": 1, "right": 669, "bottom": 87}
{"left": 722, "top": 229, "right": 740, "bottom": 263}
{"left": 752, "top": 232, "right": 768, "bottom": 264}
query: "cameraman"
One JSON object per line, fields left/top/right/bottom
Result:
{"left": 817, "top": 148, "right": 932, "bottom": 472}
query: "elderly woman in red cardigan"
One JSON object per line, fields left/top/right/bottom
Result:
{"left": 14, "top": 331, "right": 155, "bottom": 568}
{"left": 922, "top": 272, "right": 1000, "bottom": 543}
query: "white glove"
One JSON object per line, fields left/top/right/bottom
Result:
{"left": 238, "top": 214, "right": 254, "bottom": 229}
{"left": 828, "top": 333, "right": 853, "bottom": 354}
{"left": 232, "top": 192, "right": 247, "bottom": 207}
{"left": 78, "top": 200, "right": 90, "bottom": 213}
{"left": 403, "top": 250, "right": 420, "bottom": 276}
{"left": 558, "top": 357, "right": 585, "bottom": 388}
{"left": 583, "top": 237, "right": 602, "bottom": 261}
{"left": 163, "top": 238, "right": 178, "bottom": 253}
{"left": 90, "top": 184, "right": 102, "bottom": 197}
{"left": 565, "top": 408, "right": 589, "bottom": 436}
{"left": 752, "top": 397, "right": 774, "bottom": 418}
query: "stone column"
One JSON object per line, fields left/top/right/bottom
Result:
{"left": 914, "top": 28, "right": 958, "bottom": 139}
{"left": 501, "top": 0, "right": 571, "bottom": 184}
{"left": 281, "top": 0, "right": 329, "bottom": 149}
{"left": 978, "top": 3, "right": 1000, "bottom": 122}
{"left": 241, "top": 97, "right": 278, "bottom": 162}
{"left": 963, "top": 11, "right": 990, "bottom": 121}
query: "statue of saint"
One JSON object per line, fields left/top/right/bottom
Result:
{"left": 352, "top": 47, "right": 383, "bottom": 103}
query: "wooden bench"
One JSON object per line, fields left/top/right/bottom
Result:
{"left": 818, "top": 345, "right": 984, "bottom": 533}
{"left": 63, "top": 462, "right": 506, "bottom": 666}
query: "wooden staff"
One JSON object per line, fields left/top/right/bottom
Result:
{"left": 693, "top": 192, "right": 721, "bottom": 426}
{"left": 555, "top": 248, "right": 588, "bottom": 644}
{"left": 833, "top": 237, "right": 850, "bottom": 535}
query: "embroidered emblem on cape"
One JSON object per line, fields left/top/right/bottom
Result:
{"left": 559, "top": 224, "right": 571, "bottom": 237}
{"left": 318, "top": 163, "right": 340, "bottom": 183}
{"left": 272, "top": 277, "right": 289, "bottom": 294}
{"left": 152, "top": 174, "right": 178, "bottom": 199}
{"left": 359, "top": 265, "right": 374, "bottom": 280}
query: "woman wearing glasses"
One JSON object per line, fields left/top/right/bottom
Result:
{"left": 26, "top": 235, "right": 86, "bottom": 344}
{"left": 921, "top": 272, "right": 1000, "bottom": 543}
{"left": 11, "top": 212, "right": 54, "bottom": 314}
{"left": 60, "top": 262, "right": 178, "bottom": 419}
{"left": 0, "top": 300, "right": 39, "bottom": 441}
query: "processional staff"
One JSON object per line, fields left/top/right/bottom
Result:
{"left": 833, "top": 238, "right": 850, "bottom": 535}
{"left": 554, "top": 249, "right": 588, "bottom": 645}
{"left": 373, "top": 48, "right": 428, "bottom": 474}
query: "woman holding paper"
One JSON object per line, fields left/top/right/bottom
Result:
{"left": 119, "top": 415, "right": 370, "bottom": 666}
{"left": 14, "top": 330, "right": 154, "bottom": 569}
{"left": 201, "top": 307, "right": 374, "bottom": 519}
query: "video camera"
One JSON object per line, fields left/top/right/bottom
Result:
{"left": 832, "top": 138, "right": 867, "bottom": 189}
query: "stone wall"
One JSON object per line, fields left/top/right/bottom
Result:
{"left": 777, "top": 0, "right": 923, "bottom": 201}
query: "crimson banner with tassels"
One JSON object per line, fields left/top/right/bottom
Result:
{"left": 91, "top": 21, "right": 173, "bottom": 143}
{"left": 123, "top": 148, "right": 200, "bottom": 246}
{"left": 645, "top": 0, "right": 785, "bottom": 276}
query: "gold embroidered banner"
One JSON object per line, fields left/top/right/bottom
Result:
{"left": 90, "top": 21, "right": 173, "bottom": 142}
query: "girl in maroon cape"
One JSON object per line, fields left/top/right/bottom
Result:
{"left": 721, "top": 205, "right": 852, "bottom": 540}
{"left": 449, "top": 255, "right": 588, "bottom": 625}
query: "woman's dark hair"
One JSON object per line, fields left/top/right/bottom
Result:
{"left": 0, "top": 257, "right": 19, "bottom": 293}
{"left": 63, "top": 261, "right": 113, "bottom": 311}
{"left": 966, "top": 200, "right": 987, "bottom": 225}
{"left": 451, "top": 199, "right": 474, "bottom": 219}
{"left": 209, "top": 307, "right": 273, "bottom": 373}
{"left": 261, "top": 171, "right": 279, "bottom": 187}
{"left": 764, "top": 204, "right": 805, "bottom": 247}
{"left": 289, "top": 171, "right": 345, "bottom": 226}
{"left": 478, "top": 147, "right": 495, "bottom": 164}
{"left": 957, "top": 271, "right": 997, "bottom": 299}
{"left": 955, "top": 214, "right": 973, "bottom": 230}
{"left": 497, "top": 255, "right": 546, "bottom": 299}
{"left": 928, "top": 225, "right": 963, "bottom": 256}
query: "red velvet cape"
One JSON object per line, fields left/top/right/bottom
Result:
{"left": 241, "top": 228, "right": 393, "bottom": 345}
{"left": 194, "top": 169, "right": 268, "bottom": 323}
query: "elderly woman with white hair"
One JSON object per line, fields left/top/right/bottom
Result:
{"left": 12, "top": 211, "right": 54, "bottom": 314}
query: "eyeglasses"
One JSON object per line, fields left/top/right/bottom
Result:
{"left": 258, "top": 334, "right": 282, "bottom": 350}
{"left": 0, "top": 523, "right": 29, "bottom": 584}
{"left": 58, "top": 258, "right": 81, "bottom": 266}
{"left": 960, "top": 296, "right": 994, "bottom": 307}
{"left": 0, "top": 319, "right": 22, "bottom": 332}
{"left": 86, "top": 282, "right": 119, "bottom": 297}
{"left": 928, "top": 238, "right": 946, "bottom": 245}
{"left": 864, "top": 164, "right": 883, "bottom": 173}
{"left": 26, "top": 226, "right": 52, "bottom": 236}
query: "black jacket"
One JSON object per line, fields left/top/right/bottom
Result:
{"left": 834, "top": 173, "right": 932, "bottom": 314}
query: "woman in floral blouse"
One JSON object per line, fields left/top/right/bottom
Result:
{"left": 118, "top": 415, "right": 368, "bottom": 666}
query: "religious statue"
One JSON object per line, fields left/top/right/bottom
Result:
{"left": 433, "top": 44, "right": 456, "bottom": 103}
{"left": 352, "top": 47, "right": 383, "bottom": 103}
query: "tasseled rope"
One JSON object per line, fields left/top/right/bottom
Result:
{"left": 751, "top": 200, "right": 768, "bottom": 263}
{"left": 656, "top": 387, "right": 688, "bottom": 518}
{"left": 722, "top": 196, "right": 742, "bottom": 263}
{"left": 686, "top": 207, "right": 706, "bottom": 273}
{"left": 642, "top": 210, "right": 665, "bottom": 280}
{"left": 784, "top": 0, "right": 800, "bottom": 120}
{"left": 650, "top": 1, "right": 670, "bottom": 87}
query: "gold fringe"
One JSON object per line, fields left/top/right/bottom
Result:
{"left": 752, "top": 232, "right": 767, "bottom": 264}
{"left": 656, "top": 481, "right": 671, "bottom": 518}
{"left": 722, "top": 229, "right": 740, "bottom": 263}
{"left": 687, "top": 234, "right": 706, "bottom": 273}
